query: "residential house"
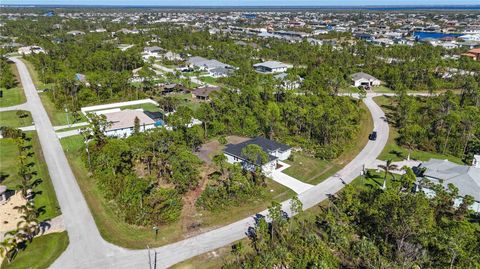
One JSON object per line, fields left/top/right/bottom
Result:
{"left": 224, "top": 137, "right": 292, "bottom": 175}
{"left": 350, "top": 72, "right": 381, "bottom": 88}
{"left": 192, "top": 86, "right": 221, "bottom": 101}
{"left": 18, "top": 45, "right": 45, "bottom": 55}
{"left": 102, "top": 109, "right": 159, "bottom": 137}
{"left": 462, "top": 48, "right": 480, "bottom": 61}
{"left": 415, "top": 158, "right": 480, "bottom": 213}
{"left": 253, "top": 61, "right": 291, "bottom": 74}
{"left": 67, "top": 30, "right": 86, "bottom": 36}
{"left": 186, "top": 56, "right": 235, "bottom": 78}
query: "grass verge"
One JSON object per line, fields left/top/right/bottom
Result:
{"left": 0, "top": 110, "right": 32, "bottom": 128}
{"left": 1, "top": 232, "right": 69, "bottom": 269}
{"left": 0, "top": 134, "right": 61, "bottom": 221}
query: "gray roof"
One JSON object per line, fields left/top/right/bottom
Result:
{"left": 224, "top": 137, "right": 291, "bottom": 165}
{"left": 144, "top": 46, "right": 163, "bottom": 53}
{"left": 351, "top": 72, "right": 379, "bottom": 81}
{"left": 187, "top": 56, "right": 232, "bottom": 70}
{"left": 253, "top": 61, "right": 288, "bottom": 69}
{"left": 420, "top": 159, "right": 480, "bottom": 201}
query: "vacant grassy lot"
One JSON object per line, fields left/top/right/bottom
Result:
{"left": 2, "top": 232, "right": 69, "bottom": 269}
{"left": 0, "top": 110, "right": 32, "bottom": 128}
{"left": 0, "top": 134, "right": 61, "bottom": 221}
{"left": 0, "top": 64, "right": 26, "bottom": 107}
{"left": 284, "top": 101, "right": 374, "bottom": 185}
{"left": 60, "top": 135, "right": 294, "bottom": 249}
{"left": 374, "top": 95, "right": 463, "bottom": 164}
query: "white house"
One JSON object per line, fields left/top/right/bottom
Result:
{"left": 350, "top": 72, "right": 381, "bottom": 87}
{"left": 186, "top": 56, "right": 235, "bottom": 78}
{"left": 101, "top": 109, "right": 159, "bottom": 138}
{"left": 415, "top": 158, "right": 480, "bottom": 213}
{"left": 253, "top": 61, "right": 291, "bottom": 74}
{"left": 224, "top": 137, "right": 291, "bottom": 176}
{"left": 18, "top": 46, "right": 45, "bottom": 55}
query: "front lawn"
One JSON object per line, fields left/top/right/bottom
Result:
{"left": 0, "top": 110, "right": 32, "bottom": 128}
{"left": 60, "top": 135, "right": 294, "bottom": 249}
{"left": 1, "top": 232, "right": 69, "bottom": 269}
{"left": 0, "top": 134, "right": 61, "bottom": 221}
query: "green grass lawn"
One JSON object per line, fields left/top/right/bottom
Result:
{"left": 0, "top": 63, "right": 26, "bottom": 107}
{"left": 106, "top": 102, "right": 161, "bottom": 112}
{"left": 60, "top": 135, "right": 294, "bottom": 249}
{"left": 374, "top": 96, "right": 463, "bottom": 164}
{"left": 283, "top": 101, "right": 374, "bottom": 185}
{"left": 38, "top": 93, "right": 85, "bottom": 126}
{"left": 198, "top": 76, "right": 217, "bottom": 85}
{"left": 0, "top": 110, "right": 32, "bottom": 128}
{"left": 1, "top": 232, "right": 69, "bottom": 269}
{"left": 0, "top": 134, "right": 61, "bottom": 221}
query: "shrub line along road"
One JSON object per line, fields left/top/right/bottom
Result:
{"left": 11, "top": 57, "right": 390, "bottom": 269}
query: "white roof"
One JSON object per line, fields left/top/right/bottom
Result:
{"left": 253, "top": 61, "right": 289, "bottom": 69}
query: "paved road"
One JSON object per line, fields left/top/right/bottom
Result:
{"left": 12, "top": 57, "right": 389, "bottom": 269}
{"left": 0, "top": 102, "right": 29, "bottom": 112}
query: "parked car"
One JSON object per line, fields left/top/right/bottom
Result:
{"left": 369, "top": 131, "right": 377, "bottom": 141}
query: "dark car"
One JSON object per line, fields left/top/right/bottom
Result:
{"left": 369, "top": 131, "right": 377, "bottom": 141}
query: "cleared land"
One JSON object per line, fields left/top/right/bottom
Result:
{"left": 0, "top": 110, "right": 32, "bottom": 128}
{"left": 0, "top": 63, "right": 26, "bottom": 107}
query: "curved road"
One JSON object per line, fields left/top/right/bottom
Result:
{"left": 11, "top": 57, "right": 389, "bottom": 269}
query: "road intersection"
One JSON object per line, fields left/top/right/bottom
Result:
{"left": 10, "top": 57, "right": 389, "bottom": 269}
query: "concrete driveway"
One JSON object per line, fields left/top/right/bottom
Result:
{"left": 269, "top": 161, "right": 313, "bottom": 194}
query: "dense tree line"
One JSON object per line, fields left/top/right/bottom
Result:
{"left": 84, "top": 118, "right": 203, "bottom": 225}
{"left": 224, "top": 178, "right": 480, "bottom": 268}
{"left": 0, "top": 57, "right": 17, "bottom": 89}
{"left": 393, "top": 88, "right": 480, "bottom": 162}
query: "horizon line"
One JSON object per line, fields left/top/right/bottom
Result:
{"left": 2, "top": 4, "right": 480, "bottom": 7}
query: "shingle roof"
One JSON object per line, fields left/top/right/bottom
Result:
{"left": 224, "top": 137, "right": 291, "bottom": 165}
{"left": 421, "top": 159, "right": 480, "bottom": 201}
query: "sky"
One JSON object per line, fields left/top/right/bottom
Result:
{"left": 3, "top": 0, "right": 480, "bottom": 6}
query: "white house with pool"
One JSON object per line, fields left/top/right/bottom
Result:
{"left": 223, "top": 137, "right": 291, "bottom": 176}
{"left": 415, "top": 156, "right": 480, "bottom": 213}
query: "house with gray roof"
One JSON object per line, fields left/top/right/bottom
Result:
{"left": 253, "top": 61, "right": 291, "bottom": 74}
{"left": 186, "top": 56, "right": 234, "bottom": 78}
{"left": 224, "top": 137, "right": 291, "bottom": 175}
{"left": 350, "top": 72, "right": 381, "bottom": 87}
{"left": 416, "top": 158, "right": 480, "bottom": 213}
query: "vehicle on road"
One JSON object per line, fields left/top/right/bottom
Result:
{"left": 369, "top": 131, "right": 377, "bottom": 141}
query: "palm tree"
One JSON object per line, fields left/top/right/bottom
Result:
{"left": 377, "top": 160, "right": 398, "bottom": 190}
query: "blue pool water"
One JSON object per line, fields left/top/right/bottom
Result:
{"left": 413, "top": 31, "right": 463, "bottom": 40}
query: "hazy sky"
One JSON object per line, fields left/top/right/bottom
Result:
{"left": 3, "top": 0, "right": 480, "bottom": 6}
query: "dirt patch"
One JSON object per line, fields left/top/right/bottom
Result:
{"left": 180, "top": 164, "right": 214, "bottom": 237}
{"left": 226, "top": 135, "right": 250, "bottom": 145}
{"left": 0, "top": 191, "right": 27, "bottom": 233}
{"left": 195, "top": 135, "right": 250, "bottom": 164}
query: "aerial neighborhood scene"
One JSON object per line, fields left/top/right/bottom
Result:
{"left": 0, "top": 0, "right": 479, "bottom": 268}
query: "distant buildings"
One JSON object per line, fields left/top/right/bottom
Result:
{"left": 18, "top": 45, "right": 45, "bottom": 55}
{"left": 462, "top": 48, "right": 480, "bottom": 61}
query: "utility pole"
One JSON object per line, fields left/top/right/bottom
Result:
{"left": 64, "top": 105, "right": 70, "bottom": 127}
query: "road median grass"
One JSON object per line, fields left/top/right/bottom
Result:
{"left": 60, "top": 135, "right": 294, "bottom": 249}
